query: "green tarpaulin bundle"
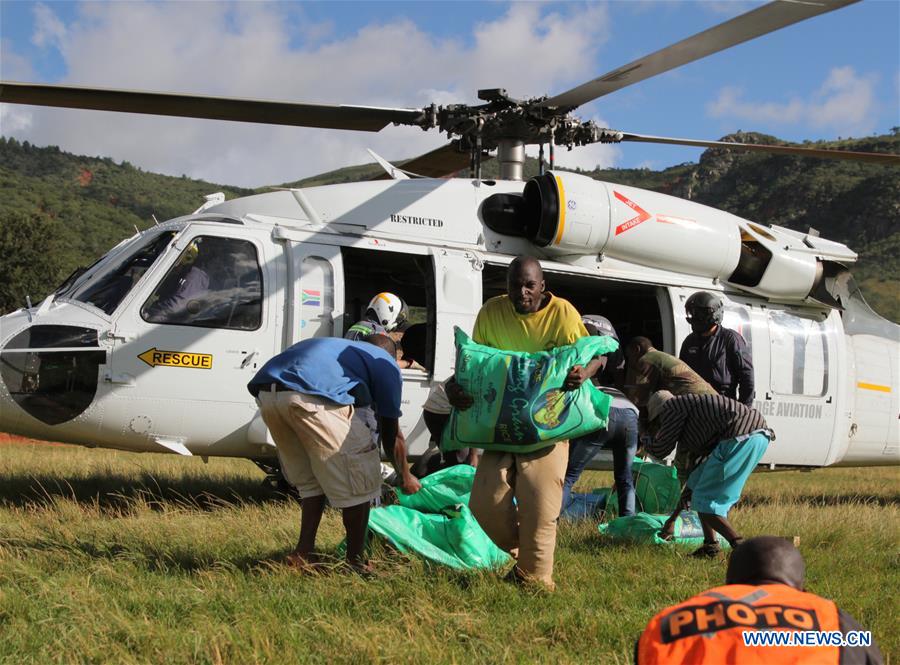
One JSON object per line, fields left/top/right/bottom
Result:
{"left": 598, "top": 512, "right": 730, "bottom": 548}
{"left": 442, "top": 328, "right": 618, "bottom": 454}
{"left": 606, "top": 458, "right": 682, "bottom": 516}
{"left": 366, "top": 465, "right": 511, "bottom": 570}
{"left": 394, "top": 463, "right": 476, "bottom": 513}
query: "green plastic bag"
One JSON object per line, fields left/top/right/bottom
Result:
{"left": 367, "top": 504, "right": 511, "bottom": 570}
{"left": 395, "top": 464, "right": 476, "bottom": 513}
{"left": 366, "top": 465, "right": 511, "bottom": 570}
{"left": 442, "top": 328, "right": 617, "bottom": 454}
{"left": 607, "top": 458, "right": 682, "bottom": 517}
{"left": 597, "top": 511, "right": 729, "bottom": 548}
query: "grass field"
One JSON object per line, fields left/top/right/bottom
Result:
{"left": 1, "top": 439, "right": 897, "bottom": 664}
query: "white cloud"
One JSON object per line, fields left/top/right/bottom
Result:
{"left": 0, "top": 105, "right": 34, "bottom": 134}
{"left": 2, "top": 1, "right": 615, "bottom": 187}
{"left": 706, "top": 67, "right": 879, "bottom": 135}
{"left": 707, "top": 86, "right": 806, "bottom": 124}
{"left": 809, "top": 66, "right": 877, "bottom": 130}
{"left": 546, "top": 141, "right": 622, "bottom": 172}
{"left": 31, "top": 3, "right": 67, "bottom": 51}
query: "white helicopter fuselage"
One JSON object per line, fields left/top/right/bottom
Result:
{"left": 0, "top": 173, "right": 897, "bottom": 469}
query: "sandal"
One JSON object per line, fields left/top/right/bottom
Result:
{"left": 691, "top": 542, "right": 722, "bottom": 559}
{"left": 284, "top": 551, "right": 329, "bottom": 573}
{"left": 344, "top": 559, "right": 375, "bottom": 578}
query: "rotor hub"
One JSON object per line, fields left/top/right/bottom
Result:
{"left": 419, "top": 90, "right": 625, "bottom": 157}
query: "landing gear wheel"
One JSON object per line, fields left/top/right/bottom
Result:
{"left": 252, "top": 459, "right": 299, "bottom": 500}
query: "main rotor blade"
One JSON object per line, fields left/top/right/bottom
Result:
{"left": 370, "top": 141, "right": 494, "bottom": 179}
{"left": 541, "top": 0, "right": 860, "bottom": 110}
{"left": 0, "top": 82, "right": 427, "bottom": 132}
{"left": 621, "top": 132, "right": 900, "bottom": 166}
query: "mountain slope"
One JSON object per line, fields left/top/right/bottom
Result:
{"left": 0, "top": 138, "right": 251, "bottom": 313}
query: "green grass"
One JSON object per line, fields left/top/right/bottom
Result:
{"left": 1, "top": 441, "right": 897, "bottom": 664}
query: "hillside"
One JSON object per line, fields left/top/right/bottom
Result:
{"left": 0, "top": 133, "right": 897, "bottom": 320}
{"left": 0, "top": 138, "right": 252, "bottom": 314}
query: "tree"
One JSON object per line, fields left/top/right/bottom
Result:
{"left": 0, "top": 211, "right": 74, "bottom": 314}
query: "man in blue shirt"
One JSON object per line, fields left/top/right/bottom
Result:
{"left": 248, "top": 335, "right": 420, "bottom": 573}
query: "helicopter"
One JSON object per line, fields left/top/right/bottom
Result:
{"left": 0, "top": 0, "right": 897, "bottom": 479}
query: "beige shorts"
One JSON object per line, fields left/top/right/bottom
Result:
{"left": 257, "top": 388, "right": 381, "bottom": 508}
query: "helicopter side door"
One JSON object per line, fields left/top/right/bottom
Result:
{"left": 760, "top": 307, "right": 840, "bottom": 465}
{"left": 339, "top": 243, "right": 445, "bottom": 456}
{"left": 287, "top": 240, "right": 345, "bottom": 345}
{"left": 103, "top": 226, "right": 281, "bottom": 457}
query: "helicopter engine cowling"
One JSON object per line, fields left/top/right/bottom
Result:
{"left": 514, "top": 171, "right": 743, "bottom": 280}
{"left": 482, "top": 171, "right": 856, "bottom": 304}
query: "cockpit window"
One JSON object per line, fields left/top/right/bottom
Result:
{"left": 69, "top": 232, "right": 176, "bottom": 315}
{"left": 141, "top": 236, "right": 263, "bottom": 331}
{"left": 54, "top": 263, "right": 95, "bottom": 300}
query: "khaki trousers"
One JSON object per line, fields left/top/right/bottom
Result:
{"left": 257, "top": 390, "right": 381, "bottom": 508}
{"left": 469, "top": 442, "right": 568, "bottom": 589}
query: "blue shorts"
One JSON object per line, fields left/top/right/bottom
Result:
{"left": 686, "top": 432, "right": 770, "bottom": 517}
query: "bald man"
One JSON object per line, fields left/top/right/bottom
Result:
{"left": 447, "top": 255, "right": 598, "bottom": 590}
{"left": 637, "top": 536, "right": 883, "bottom": 664}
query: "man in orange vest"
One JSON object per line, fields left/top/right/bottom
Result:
{"left": 637, "top": 536, "right": 883, "bottom": 664}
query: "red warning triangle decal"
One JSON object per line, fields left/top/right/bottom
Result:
{"left": 614, "top": 191, "right": 651, "bottom": 235}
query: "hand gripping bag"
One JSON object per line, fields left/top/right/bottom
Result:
{"left": 442, "top": 328, "right": 617, "bottom": 454}
{"left": 394, "top": 464, "right": 477, "bottom": 513}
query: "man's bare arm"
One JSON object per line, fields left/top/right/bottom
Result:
{"left": 380, "top": 416, "right": 420, "bottom": 494}
{"left": 563, "top": 355, "right": 606, "bottom": 391}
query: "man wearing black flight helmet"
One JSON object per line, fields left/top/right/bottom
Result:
{"left": 679, "top": 291, "right": 754, "bottom": 406}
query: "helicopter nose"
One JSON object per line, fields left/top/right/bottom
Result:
{"left": 0, "top": 324, "right": 107, "bottom": 426}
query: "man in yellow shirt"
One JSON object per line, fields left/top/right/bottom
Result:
{"left": 448, "top": 255, "right": 599, "bottom": 590}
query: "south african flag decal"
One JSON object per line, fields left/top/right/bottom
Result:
{"left": 302, "top": 289, "right": 321, "bottom": 307}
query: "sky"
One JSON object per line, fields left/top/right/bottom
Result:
{"left": 1, "top": 0, "right": 898, "bottom": 188}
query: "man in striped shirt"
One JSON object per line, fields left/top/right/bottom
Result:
{"left": 646, "top": 391, "right": 773, "bottom": 557}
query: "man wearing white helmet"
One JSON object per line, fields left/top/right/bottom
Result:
{"left": 345, "top": 292, "right": 409, "bottom": 341}
{"left": 345, "top": 292, "right": 411, "bottom": 486}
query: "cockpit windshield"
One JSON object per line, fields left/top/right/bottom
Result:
{"left": 68, "top": 231, "right": 176, "bottom": 315}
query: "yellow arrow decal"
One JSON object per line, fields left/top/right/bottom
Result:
{"left": 137, "top": 348, "right": 213, "bottom": 369}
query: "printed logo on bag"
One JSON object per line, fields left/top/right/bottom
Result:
{"left": 531, "top": 389, "right": 572, "bottom": 430}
